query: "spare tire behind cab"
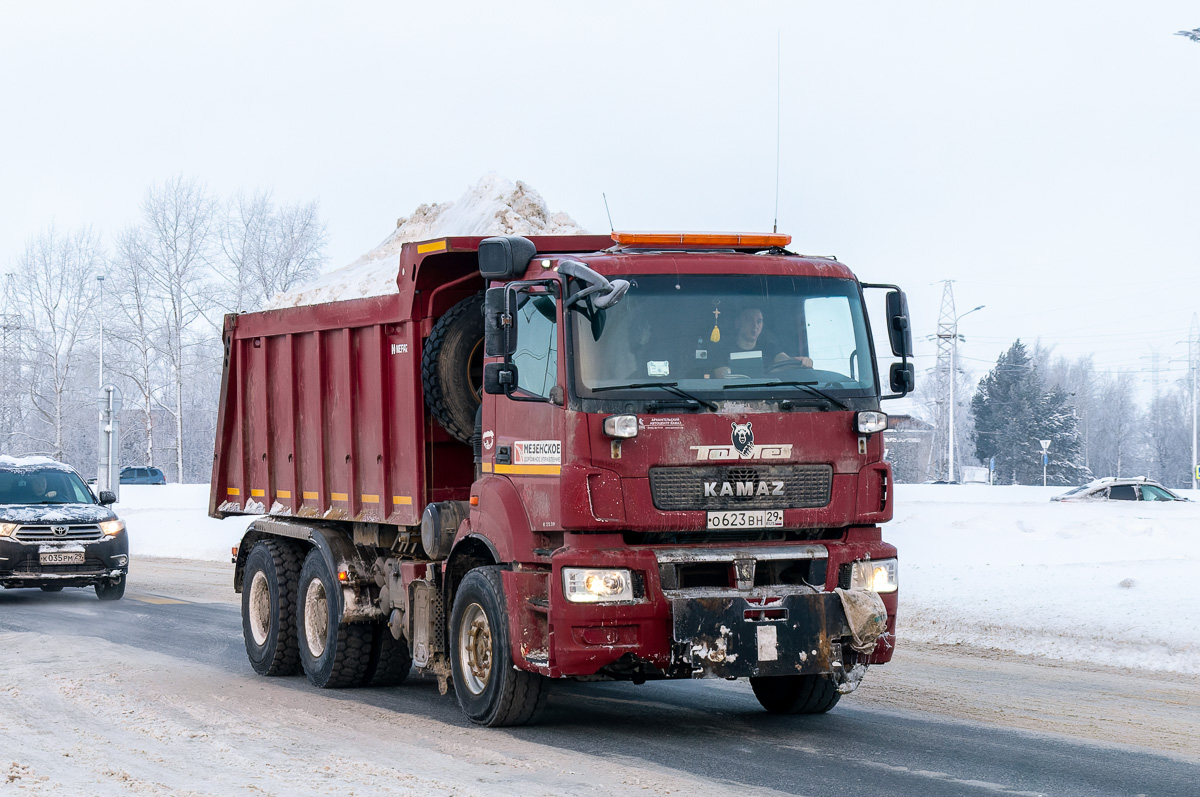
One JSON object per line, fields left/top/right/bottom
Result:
{"left": 422, "top": 294, "right": 485, "bottom": 445}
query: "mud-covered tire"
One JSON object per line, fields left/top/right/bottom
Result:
{"left": 241, "top": 539, "right": 302, "bottom": 676}
{"left": 750, "top": 674, "right": 841, "bottom": 714}
{"left": 94, "top": 575, "right": 126, "bottom": 602}
{"left": 422, "top": 294, "right": 485, "bottom": 444}
{"left": 361, "top": 624, "right": 413, "bottom": 687}
{"left": 296, "top": 549, "right": 372, "bottom": 688}
{"left": 450, "top": 567, "right": 547, "bottom": 726}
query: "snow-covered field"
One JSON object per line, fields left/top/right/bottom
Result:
{"left": 122, "top": 483, "right": 1200, "bottom": 675}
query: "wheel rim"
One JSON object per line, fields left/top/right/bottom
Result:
{"left": 304, "top": 578, "right": 329, "bottom": 658}
{"left": 248, "top": 571, "right": 272, "bottom": 646}
{"left": 457, "top": 601, "right": 492, "bottom": 695}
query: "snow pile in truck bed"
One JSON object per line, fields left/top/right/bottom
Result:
{"left": 264, "top": 174, "right": 585, "bottom": 309}
{"left": 117, "top": 482, "right": 1200, "bottom": 674}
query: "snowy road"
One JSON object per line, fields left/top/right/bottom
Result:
{"left": 1, "top": 559, "right": 1196, "bottom": 796}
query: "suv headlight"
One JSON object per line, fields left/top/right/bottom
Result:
{"left": 849, "top": 558, "right": 898, "bottom": 593}
{"left": 0, "top": 522, "right": 17, "bottom": 537}
{"left": 99, "top": 520, "right": 125, "bottom": 536}
{"left": 562, "top": 567, "right": 634, "bottom": 603}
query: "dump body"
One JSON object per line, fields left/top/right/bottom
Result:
{"left": 210, "top": 236, "right": 613, "bottom": 524}
{"left": 211, "top": 232, "right": 905, "bottom": 725}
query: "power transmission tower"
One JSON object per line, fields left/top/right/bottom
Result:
{"left": 932, "top": 280, "right": 957, "bottom": 480}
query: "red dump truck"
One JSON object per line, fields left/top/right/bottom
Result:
{"left": 210, "top": 231, "right": 915, "bottom": 726}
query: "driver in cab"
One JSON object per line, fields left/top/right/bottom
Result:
{"left": 711, "top": 307, "right": 813, "bottom": 378}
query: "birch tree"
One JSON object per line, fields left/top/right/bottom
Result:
{"left": 218, "top": 190, "right": 326, "bottom": 312}
{"left": 109, "top": 225, "right": 171, "bottom": 469}
{"left": 129, "top": 176, "right": 218, "bottom": 482}
{"left": 15, "top": 226, "right": 104, "bottom": 460}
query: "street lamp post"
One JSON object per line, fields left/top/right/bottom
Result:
{"left": 97, "top": 274, "right": 105, "bottom": 390}
{"left": 948, "top": 305, "right": 985, "bottom": 482}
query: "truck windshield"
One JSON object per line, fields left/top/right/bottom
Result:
{"left": 571, "top": 274, "right": 877, "bottom": 402}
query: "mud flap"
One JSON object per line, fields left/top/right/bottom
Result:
{"left": 672, "top": 592, "right": 850, "bottom": 678}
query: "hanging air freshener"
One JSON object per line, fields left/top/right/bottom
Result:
{"left": 710, "top": 302, "right": 721, "bottom": 343}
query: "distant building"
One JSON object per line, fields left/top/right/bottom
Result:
{"left": 884, "top": 414, "right": 935, "bottom": 483}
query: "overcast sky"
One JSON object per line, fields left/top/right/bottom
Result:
{"left": 2, "top": 1, "right": 1199, "bottom": 398}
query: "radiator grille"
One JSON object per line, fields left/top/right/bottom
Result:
{"left": 649, "top": 465, "right": 832, "bottom": 510}
{"left": 14, "top": 525, "right": 104, "bottom": 542}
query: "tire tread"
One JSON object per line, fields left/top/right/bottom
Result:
{"left": 248, "top": 539, "right": 303, "bottom": 676}
{"left": 421, "top": 294, "right": 484, "bottom": 444}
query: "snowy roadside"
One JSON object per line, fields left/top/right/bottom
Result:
{"left": 890, "top": 484, "right": 1200, "bottom": 674}
{"left": 117, "top": 483, "right": 1200, "bottom": 675}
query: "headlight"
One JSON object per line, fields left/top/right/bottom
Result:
{"left": 99, "top": 519, "right": 125, "bottom": 536}
{"left": 0, "top": 522, "right": 17, "bottom": 537}
{"left": 856, "top": 411, "right": 888, "bottom": 434}
{"left": 603, "top": 414, "right": 638, "bottom": 439}
{"left": 849, "top": 558, "right": 897, "bottom": 593}
{"left": 562, "top": 567, "right": 634, "bottom": 603}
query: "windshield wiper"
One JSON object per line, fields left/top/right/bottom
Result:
{"left": 592, "top": 382, "right": 719, "bottom": 412}
{"left": 721, "top": 380, "right": 848, "bottom": 410}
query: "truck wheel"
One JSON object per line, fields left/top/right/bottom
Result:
{"left": 450, "top": 567, "right": 546, "bottom": 726}
{"left": 94, "top": 575, "right": 126, "bottom": 602}
{"left": 750, "top": 674, "right": 841, "bottom": 714}
{"left": 296, "top": 549, "right": 372, "bottom": 688}
{"left": 242, "top": 539, "right": 302, "bottom": 676}
{"left": 422, "top": 294, "right": 485, "bottom": 445}
{"left": 361, "top": 624, "right": 413, "bottom": 687}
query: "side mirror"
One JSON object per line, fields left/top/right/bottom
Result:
{"left": 483, "top": 287, "right": 514, "bottom": 357}
{"left": 889, "top": 362, "right": 915, "bottom": 395}
{"left": 483, "top": 362, "right": 519, "bottom": 395}
{"left": 885, "top": 290, "right": 913, "bottom": 358}
{"left": 98, "top": 490, "right": 117, "bottom": 506}
{"left": 478, "top": 236, "right": 537, "bottom": 281}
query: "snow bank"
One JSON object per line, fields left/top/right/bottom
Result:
{"left": 119, "top": 484, "right": 255, "bottom": 562}
{"left": 119, "top": 482, "right": 1200, "bottom": 674}
{"left": 265, "top": 174, "right": 585, "bottom": 309}
{"left": 890, "top": 484, "right": 1200, "bottom": 674}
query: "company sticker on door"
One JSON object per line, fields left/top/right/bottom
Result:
{"left": 514, "top": 440, "right": 562, "bottom": 465}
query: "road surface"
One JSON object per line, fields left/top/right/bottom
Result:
{"left": 0, "top": 558, "right": 1195, "bottom": 796}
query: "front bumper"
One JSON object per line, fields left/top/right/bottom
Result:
{"left": 515, "top": 534, "right": 896, "bottom": 681}
{"left": 672, "top": 590, "right": 849, "bottom": 678}
{"left": 0, "top": 534, "right": 129, "bottom": 589}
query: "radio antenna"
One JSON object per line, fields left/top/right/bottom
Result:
{"left": 773, "top": 30, "right": 781, "bottom": 234}
{"left": 602, "top": 192, "right": 615, "bottom": 232}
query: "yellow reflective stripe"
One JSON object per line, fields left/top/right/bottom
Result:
{"left": 331, "top": 492, "right": 348, "bottom": 501}
{"left": 250, "top": 489, "right": 265, "bottom": 497}
{"left": 481, "top": 462, "right": 493, "bottom": 473}
{"left": 362, "top": 494, "right": 380, "bottom": 503}
{"left": 417, "top": 239, "right": 447, "bottom": 254}
{"left": 227, "top": 487, "right": 240, "bottom": 496}
{"left": 302, "top": 491, "right": 318, "bottom": 500}
{"left": 492, "top": 464, "right": 561, "bottom": 476}
{"left": 276, "top": 490, "right": 291, "bottom": 499}
{"left": 392, "top": 496, "right": 412, "bottom": 505}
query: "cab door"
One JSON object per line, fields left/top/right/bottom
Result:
{"left": 486, "top": 284, "right": 566, "bottom": 535}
